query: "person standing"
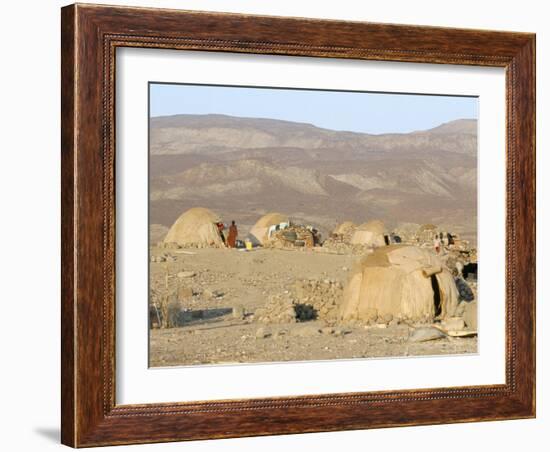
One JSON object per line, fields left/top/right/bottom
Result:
{"left": 227, "top": 220, "right": 238, "bottom": 248}
{"left": 433, "top": 234, "right": 441, "bottom": 254}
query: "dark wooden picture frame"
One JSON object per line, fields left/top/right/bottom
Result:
{"left": 61, "top": 3, "right": 535, "bottom": 447}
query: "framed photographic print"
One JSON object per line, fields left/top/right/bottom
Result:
{"left": 61, "top": 3, "right": 536, "bottom": 447}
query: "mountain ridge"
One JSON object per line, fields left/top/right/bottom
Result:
{"left": 150, "top": 114, "right": 477, "bottom": 157}
{"left": 149, "top": 115, "right": 478, "bottom": 242}
{"left": 151, "top": 113, "right": 475, "bottom": 136}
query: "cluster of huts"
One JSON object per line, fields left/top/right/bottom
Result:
{"left": 159, "top": 207, "right": 474, "bottom": 325}
{"left": 162, "top": 207, "right": 395, "bottom": 250}
{"left": 162, "top": 207, "right": 312, "bottom": 249}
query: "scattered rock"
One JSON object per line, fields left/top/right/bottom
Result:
{"left": 203, "top": 289, "right": 224, "bottom": 300}
{"left": 293, "top": 325, "right": 321, "bottom": 338}
{"left": 409, "top": 327, "right": 446, "bottom": 342}
{"left": 446, "top": 330, "right": 477, "bottom": 337}
{"left": 177, "top": 271, "right": 196, "bottom": 278}
{"left": 255, "top": 327, "right": 270, "bottom": 339}
{"left": 232, "top": 305, "right": 245, "bottom": 320}
{"left": 274, "top": 329, "right": 288, "bottom": 338}
{"left": 162, "top": 242, "right": 181, "bottom": 250}
{"left": 440, "top": 317, "right": 466, "bottom": 331}
{"left": 321, "top": 326, "right": 335, "bottom": 335}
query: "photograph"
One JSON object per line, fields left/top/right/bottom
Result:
{"left": 49, "top": 1, "right": 537, "bottom": 447}
{"left": 147, "top": 83, "right": 479, "bottom": 367}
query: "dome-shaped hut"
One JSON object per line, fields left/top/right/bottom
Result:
{"left": 249, "top": 212, "right": 289, "bottom": 246}
{"left": 417, "top": 223, "right": 438, "bottom": 243}
{"left": 340, "top": 245, "right": 459, "bottom": 323}
{"left": 350, "top": 220, "right": 388, "bottom": 247}
{"left": 163, "top": 207, "right": 224, "bottom": 247}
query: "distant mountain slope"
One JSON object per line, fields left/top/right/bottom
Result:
{"left": 424, "top": 118, "right": 477, "bottom": 135}
{"left": 150, "top": 114, "right": 477, "bottom": 157}
{"left": 149, "top": 114, "right": 478, "bottom": 241}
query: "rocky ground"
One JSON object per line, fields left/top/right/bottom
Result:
{"left": 149, "top": 246, "right": 477, "bottom": 367}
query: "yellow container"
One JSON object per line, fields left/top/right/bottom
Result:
{"left": 245, "top": 240, "right": 253, "bottom": 251}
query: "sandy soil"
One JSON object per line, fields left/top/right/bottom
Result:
{"left": 149, "top": 246, "right": 477, "bottom": 367}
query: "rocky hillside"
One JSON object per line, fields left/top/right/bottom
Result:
{"left": 150, "top": 115, "right": 477, "bottom": 156}
{"left": 149, "top": 114, "right": 477, "bottom": 242}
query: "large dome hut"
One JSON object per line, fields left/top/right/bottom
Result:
{"left": 340, "top": 245, "right": 459, "bottom": 323}
{"left": 350, "top": 220, "right": 388, "bottom": 247}
{"left": 163, "top": 207, "right": 225, "bottom": 247}
{"left": 249, "top": 213, "right": 289, "bottom": 246}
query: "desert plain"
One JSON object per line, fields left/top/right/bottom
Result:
{"left": 148, "top": 113, "right": 478, "bottom": 367}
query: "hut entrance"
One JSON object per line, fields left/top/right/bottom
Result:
{"left": 430, "top": 274, "right": 442, "bottom": 317}
{"left": 462, "top": 262, "right": 478, "bottom": 281}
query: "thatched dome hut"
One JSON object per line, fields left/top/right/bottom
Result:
{"left": 249, "top": 213, "right": 289, "bottom": 245}
{"left": 163, "top": 207, "right": 224, "bottom": 247}
{"left": 417, "top": 223, "right": 438, "bottom": 243}
{"left": 350, "top": 220, "right": 388, "bottom": 247}
{"left": 340, "top": 245, "right": 459, "bottom": 323}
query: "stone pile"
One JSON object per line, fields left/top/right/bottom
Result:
{"left": 440, "top": 250, "right": 478, "bottom": 277}
{"left": 320, "top": 237, "right": 372, "bottom": 255}
{"left": 322, "top": 225, "right": 379, "bottom": 255}
{"left": 150, "top": 252, "right": 177, "bottom": 263}
{"left": 266, "top": 225, "right": 315, "bottom": 249}
{"left": 157, "top": 241, "right": 181, "bottom": 250}
{"left": 253, "top": 277, "right": 344, "bottom": 324}
{"left": 293, "top": 279, "right": 343, "bottom": 322}
{"left": 254, "top": 294, "right": 299, "bottom": 324}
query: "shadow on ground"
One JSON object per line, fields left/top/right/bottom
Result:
{"left": 34, "top": 427, "right": 59, "bottom": 443}
{"left": 178, "top": 307, "right": 233, "bottom": 326}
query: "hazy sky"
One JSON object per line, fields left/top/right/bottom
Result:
{"left": 150, "top": 83, "right": 478, "bottom": 135}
